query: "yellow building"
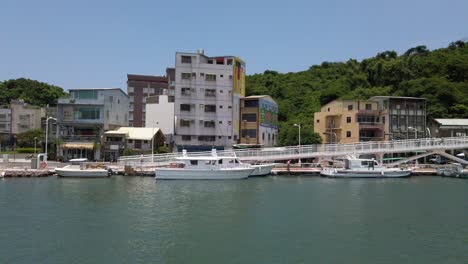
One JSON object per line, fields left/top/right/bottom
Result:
{"left": 314, "top": 100, "right": 383, "bottom": 144}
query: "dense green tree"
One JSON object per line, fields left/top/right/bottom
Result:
{"left": 0, "top": 78, "right": 66, "bottom": 106}
{"left": 15, "top": 129, "right": 43, "bottom": 148}
{"left": 246, "top": 40, "right": 468, "bottom": 146}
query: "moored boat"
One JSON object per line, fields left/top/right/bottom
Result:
{"left": 249, "top": 163, "right": 276, "bottom": 176}
{"left": 55, "top": 158, "right": 111, "bottom": 178}
{"left": 321, "top": 157, "right": 411, "bottom": 178}
{"left": 155, "top": 150, "right": 254, "bottom": 180}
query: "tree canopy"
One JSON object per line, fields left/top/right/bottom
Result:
{"left": 0, "top": 78, "right": 66, "bottom": 107}
{"left": 246, "top": 41, "right": 468, "bottom": 146}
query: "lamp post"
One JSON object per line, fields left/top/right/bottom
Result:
{"left": 34, "top": 137, "right": 37, "bottom": 156}
{"left": 294, "top": 123, "right": 301, "bottom": 165}
{"left": 45, "top": 117, "right": 57, "bottom": 162}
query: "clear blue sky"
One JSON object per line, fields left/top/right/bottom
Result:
{"left": 1, "top": 0, "right": 467, "bottom": 90}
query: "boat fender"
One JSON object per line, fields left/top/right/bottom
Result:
{"left": 40, "top": 161, "right": 47, "bottom": 169}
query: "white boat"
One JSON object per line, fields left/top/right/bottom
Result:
{"left": 249, "top": 163, "right": 276, "bottom": 176}
{"left": 321, "top": 157, "right": 411, "bottom": 178}
{"left": 155, "top": 150, "right": 254, "bottom": 180}
{"left": 55, "top": 158, "right": 111, "bottom": 178}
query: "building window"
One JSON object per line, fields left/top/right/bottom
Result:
{"left": 180, "top": 119, "right": 191, "bottom": 127}
{"left": 205, "top": 74, "right": 216, "bottom": 81}
{"left": 219, "top": 121, "right": 223, "bottom": 124}
{"left": 262, "top": 133, "right": 265, "bottom": 140}
{"left": 205, "top": 105, "right": 216, "bottom": 112}
{"left": 220, "top": 75, "right": 224, "bottom": 78}
{"left": 242, "top": 113, "right": 256, "bottom": 122}
{"left": 227, "top": 59, "right": 233, "bottom": 65}
{"left": 219, "top": 105, "right": 223, "bottom": 109}
{"left": 316, "top": 119, "right": 320, "bottom": 123}
{"left": 348, "top": 105, "right": 353, "bottom": 111}
{"left": 198, "top": 135, "right": 216, "bottom": 141}
{"left": 181, "top": 87, "right": 191, "bottom": 95}
{"left": 216, "top": 57, "right": 224, "bottom": 65}
{"left": 181, "top": 73, "right": 192, "bottom": 79}
{"left": 365, "top": 104, "right": 372, "bottom": 110}
{"left": 327, "top": 108, "right": 330, "bottom": 112}
{"left": 128, "top": 139, "right": 133, "bottom": 143}
{"left": 204, "top": 121, "right": 215, "bottom": 128}
{"left": 182, "top": 135, "right": 191, "bottom": 141}
{"left": 244, "top": 100, "right": 258, "bottom": 108}
{"left": 143, "top": 140, "right": 148, "bottom": 144}
{"left": 200, "top": 72, "right": 205, "bottom": 76}
{"left": 242, "top": 129, "right": 257, "bottom": 138}
{"left": 207, "top": 59, "right": 213, "bottom": 64}
{"left": 228, "top": 121, "right": 232, "bottom": 125}
{"left": 180, "top": 104, "right": 191, "bottom": 111}
{"left": 205, "top": 89, "right": 216, "bottom": 97}
{"left": 228, "top": 136, "right": 232, "bottom": 139}
{"left": 229, "top": 75, "right": 233, "bottom": 80}
{"left": 346, "top": 117, "right": 351, "bottom": 123}
{"left": 228, "top": 105, "right": 232, "bottom": 109}
{"left": 346, "top": 131, "right": 351, "bottom": 137}
{"left": 219, "top": 90, "right": 223, "bottom": 93}
{"left": 382, "top": 116, "right": 386, "bottom": 124}
{"left": 181, "top": 56, "right": 192, "bottom": 63}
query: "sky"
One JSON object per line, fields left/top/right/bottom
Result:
{"left": 1, "top": 0, "right": 467, "bottom": 90}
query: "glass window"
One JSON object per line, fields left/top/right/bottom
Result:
{"left": 242, "top": 129, "right": 257, "bottom": 138}
{"left": 180, "top": 104, "right": 191, "bottom": 111}
{"left": 74, "top": 107, "right": 100, "bottom": 120}
{"left": 73, "top": 90, "right": 98, "bottom": 99}
{"left": 242, "top": 113, "right": 257, "bottom": 122}
{"left": 181, "top": 56, "right": 192, "bottom": 63}
{"left": 346, "top": 131, "right": 351, "bottom": 137}
{"left": 244, "top": 100, "right": 258, "bottom": 108}
{"left": 346, "top": 117, "right": 351, "bottom": 123}
{"left": 348, "top": 105, "right": 353, "bottom": 111}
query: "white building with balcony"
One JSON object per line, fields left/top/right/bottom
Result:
{"left": 56, "top": 88, "right": 129, "bottom": 161}
{"left": 174, "top": 50, "right": 246, "bottom": 152}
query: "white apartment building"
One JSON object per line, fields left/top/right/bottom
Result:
{"left": 145, "top": 95, "right": 175, "bottom": 135}
{"left": 174, "top": 50, "right": 246, "bottom": 152}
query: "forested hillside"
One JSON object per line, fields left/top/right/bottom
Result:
{"left": 0, "top": 78, "right": 66, "bottom": 106}
{"left": 246, "top": 41, "right": 468, "bottom": 146}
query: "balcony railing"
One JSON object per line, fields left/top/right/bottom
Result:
{"left": 61, "top": 135, "right": 99, "bottom": 141}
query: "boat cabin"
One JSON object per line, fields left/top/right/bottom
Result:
{"left": 345, "top": 158, "right": 380, "bottom": 170}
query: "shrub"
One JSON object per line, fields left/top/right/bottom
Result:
{"left": 16, "top": 148, "right": 37, "bottom": 153}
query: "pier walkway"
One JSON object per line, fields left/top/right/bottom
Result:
{"left": 118, "top": 136, "right": 468, "bottom": 168}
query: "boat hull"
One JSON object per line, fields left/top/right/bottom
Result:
{"left": 55, "top": 168, "right": 110, "bottom": 178}
{"left": 321, "top": 168, "right": 411, "bottom": 178}
{"left": 250, "top": 164, "right": 275, "bottom": 177}
{"left": 155, "top": 168, "right": 254, "bottom": 180}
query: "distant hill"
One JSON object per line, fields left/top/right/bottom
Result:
{"left": 0, "top": 78, "right": 66, "bottom": 107}
{"left": 246, "top": 40, "right": 468, "bottom": 146}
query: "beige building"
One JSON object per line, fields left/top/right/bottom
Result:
{"left": 10, "top": 99, "right": 44, "bottom": 134}
{"left": 314, "top": 100, "right": 383, "bottom": 144}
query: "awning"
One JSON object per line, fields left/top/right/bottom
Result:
{"left": 63, "top": 142, "right": 94, "bottom": 150}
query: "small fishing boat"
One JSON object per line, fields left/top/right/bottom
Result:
{"left": 249, "top": 163, "right": 276, "bottom": 176}
{"left": 321, "top": 156, "right": 411, "bottom": 178}
{"left": 55, "top": 158, "right": 111, "bottom": 178}
{"left": 437, "top": 163, "right": 468, "bottom": 179}
{"left": 155, "top": 150, "right": 254, "bottom": 180}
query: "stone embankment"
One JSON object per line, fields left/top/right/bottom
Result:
{"left": 1, "top": 169, "right": 54, "bottom": 178}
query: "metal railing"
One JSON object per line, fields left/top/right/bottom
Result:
{"left": 118, "top": 136, "right": 468, "bottom": 167}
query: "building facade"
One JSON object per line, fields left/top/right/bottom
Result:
{"left": 173, "top": 50, "right": 246, "bottom": 151}
{"left": 10, "top": 99, "right": 44, "bottom": 135}
{"left": 370, "top": 96, "right": 427, "bottom": 140}
{"left": 240, "top": 96, "right": 278, "bottom": 147}
{"left": 56, "top": 88, "right": 129, "bottom": 161}
{"left": 127, "top": 73, "right": 174, "bottom": 127}
{"left": 103, "top": 127, "right": 165, "bottom": 161}
{"left": 428, "top": 119, "right": 468, "bottom": 138}
{"left": 314, "top": 100, "right": 383, "bottom": 144}
{"left": 0, "top": 108, "right": 12, "bottom": 146}
{"left": 145, "top": 95, "right": 174, "bottom": 142}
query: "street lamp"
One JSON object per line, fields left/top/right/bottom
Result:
{"left": 45, "top": 116, "right": 57, "bottom": 162}
{"left": 408, "top": 127, "right": 417, "bottom": 139}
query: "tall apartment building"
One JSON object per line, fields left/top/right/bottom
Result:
{"left": 56, "top": 88, "right": 129, "bottom": 161}
{"left": 127, "top": 71, "right": 175, "bottom": 127}
{"left": 240, "top": 96, "right": 278, "bottom": 147}
{"left": 174, "top": 50, "right": 246, "bottom": 151}
{"left": 314, "top": 100, "right": 383, "bottom": 143}
{"left": 370, "top": 96, "right": 427, "bottom": 140}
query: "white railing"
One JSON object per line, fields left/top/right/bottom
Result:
{"left": 118, "top": 137, "right": 468, "bottom": 167}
